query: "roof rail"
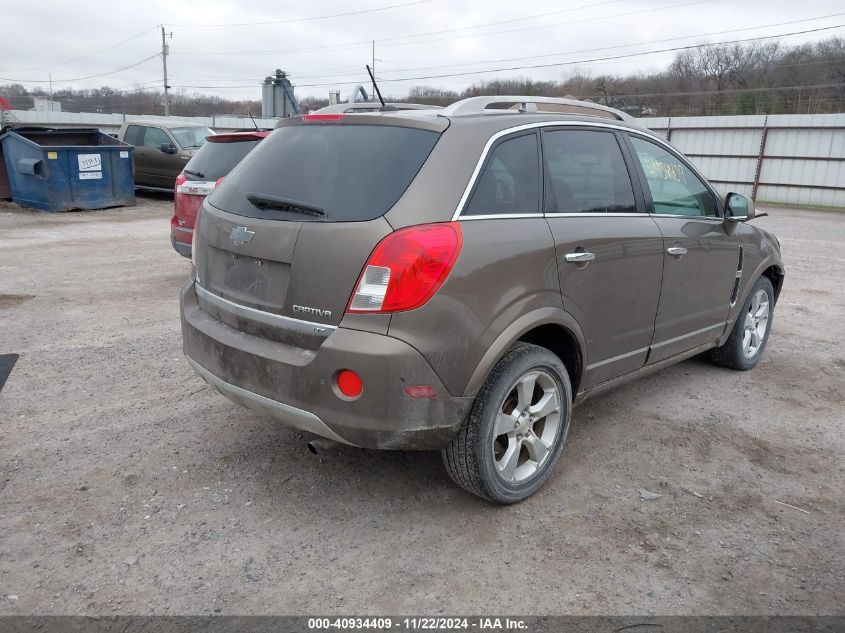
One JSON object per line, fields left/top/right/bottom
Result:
{"left": 441, "top": 95, "right": 637, "bottom": 123}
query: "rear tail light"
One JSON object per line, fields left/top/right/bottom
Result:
{"left": 175, "top": 172, "right": 186, "bottom": 191}
{"left": 347, "top": 222, "right": 462, "bottom": 314}
{"left": 215, "top": 176, "right": 225, "bottom": 187}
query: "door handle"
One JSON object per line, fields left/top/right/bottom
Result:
{"left": 565, "top": 252, "right": 596, "bottom": 263}
{"left": 667, "top": 246, "right": 688, "bottom": 257}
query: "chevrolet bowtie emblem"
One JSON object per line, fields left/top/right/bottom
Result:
{"left": 229, "top": 226, "right": 255, "bottom": 246}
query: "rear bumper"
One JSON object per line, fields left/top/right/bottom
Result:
{"left": 171, "top": 235, "right": 192, "bottom": 258}
{"left": 180, "top": 281, "right": 472, "bottom": 449}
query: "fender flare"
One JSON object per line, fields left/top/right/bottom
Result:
{"left": 462, "top": 307, "right": 587, "bottom": 397}
{"left": 740, "top": 258, "right": 784, "bottom": 307}
{"left": 721, "top": 258, "right": 784, "bottom": 344}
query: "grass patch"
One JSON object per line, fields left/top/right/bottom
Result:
{"left": 756, "top": 200, "right": 845, "bottom": 213}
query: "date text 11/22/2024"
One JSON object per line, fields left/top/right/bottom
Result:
{"left": 308, "top": 618, "right": 528, "bottom": 630}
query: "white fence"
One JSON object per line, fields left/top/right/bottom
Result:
{"left": 4, "top": 110, "right": 279, "bottom": 134}
{"left": 5, "top": 109, "right": 845, "bottom": 208}
{"left": 641, "top": 113, "right": 845, "bottom": 208}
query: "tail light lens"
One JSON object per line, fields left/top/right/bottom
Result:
{"left": 175, "top": 172, "right": 186, "bottom": 191}
{"left": 347, "top": 222, "right": 462, "bottom": 314}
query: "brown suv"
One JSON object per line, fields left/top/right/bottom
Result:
{"left": 180, "top": 96, "right": 784, "bottom": 503}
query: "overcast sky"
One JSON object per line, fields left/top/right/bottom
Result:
{"left": 1, "top": 0, "right": 843, "bottom": 104}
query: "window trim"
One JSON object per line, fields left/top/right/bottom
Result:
{"left": 461, "top": 130, "right": 542, "bottom": 218}
{"left": 453, "top": 120, "right": 689, "bottom": 221}
{"left": 622, "top": 131, "right": 724, "bottom": 219}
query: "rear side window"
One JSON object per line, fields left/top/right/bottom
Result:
{"left": 542, "top": 129, "right": 637, "bottom": 214}
{"left": 464, "top": 133, "right": 540, "bottom": 216}
{"left": 183, "top": 140, "right": 259, "bottom": 181}
{"left": 123, "top": 125, "right": 144, "bottom": 146}
{"left": 208, "top": 124, "right": 440, "bottom": 222}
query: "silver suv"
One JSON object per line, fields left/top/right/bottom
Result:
{"left": 181, "top": 96, "right": 784, "bottom": 503}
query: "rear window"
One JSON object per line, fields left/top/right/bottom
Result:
{"left": 183, "top": 140, "right": 260, "bottom": 181}
{"left": 207, "top": 124, "right": 440, "bottom": 222}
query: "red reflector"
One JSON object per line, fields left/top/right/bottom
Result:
{"left": 336, "top": 370, "right": 363, "bottom": 398}
{"left": 404, "top": 385, "right": 437, "bottom": 399}
{"left": 303, "top": 114, "right": 344, "bottom": 122}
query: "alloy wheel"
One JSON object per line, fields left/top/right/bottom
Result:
{"left": 491, "top": 370, "right": 561, "bottom": 484}
{"left": 743, "top": 289, "right": 770, "bottom": 358}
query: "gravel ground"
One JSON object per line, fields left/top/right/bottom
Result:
{"left": 0, "top": 196, "right": 842, "bottom": 615}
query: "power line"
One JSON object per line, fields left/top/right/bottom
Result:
{"left": 0, "top": 26, "right": 159, "bottom": 73}
{"left": 164, "top": 0, "right": 434, "bottom": 27}
{"left": 375, "top": 0, "right": 712, "bottom": 48}
{"left": 289, "top": 55, "right": 845, "bottom": 83}
{"left": 166, "top": 29, "right": 845, "bottom": 93}
{"left": 287, "top": 23, "right": 845, "bottom": 87}
{"left": 165, "top": 13, "right": 845, "bottom": 86}
{"left": 174, "top": 0, "right": 710, "bottom": 56}
{"left": 586, "top": 82, "right": 845, "bottom": 100}
{"left": 0, "top": 54, "right": 160, "bottom": 84}
{"left": 362, "top": 0, "right": 627, "bottom": 45}
{"left": 357, "top": 11, "right": 845, "bottom": 77}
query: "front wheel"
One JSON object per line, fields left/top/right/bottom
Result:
{"left": 442, "top": 343, "right": 572, "bottom": 504}
{"left": 710, "top": 276, "right": 775, "bottom": 371}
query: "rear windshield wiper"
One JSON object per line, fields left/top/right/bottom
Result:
{"left": 246, "top": 193, "right": 326, "bottom": 218}
{"left": 183, "top": 168, "right": 205, "bottom": 178}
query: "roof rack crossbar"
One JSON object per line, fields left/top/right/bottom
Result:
{"left": 441, "top": 95, "right": 636, "bottom": 123}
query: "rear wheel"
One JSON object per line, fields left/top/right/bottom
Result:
{"left": 710, "top": 276, "right": 774, "bottom": 370}
{"left": 442, "top": 343, "right": 572, "bottom": 504}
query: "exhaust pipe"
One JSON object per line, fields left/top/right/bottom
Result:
{"left": 307, "top": 437, "right": 339, "bottom": 455}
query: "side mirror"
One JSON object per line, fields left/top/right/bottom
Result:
{"left": 725, "top": 192, "right": 755, "bottom": 222}
{"left": 160, "top": 143, "right": 177, "bottom": 154}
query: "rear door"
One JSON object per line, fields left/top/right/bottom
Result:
{"left": 542, "top": 127, "right": 664, "bottom": 388}
{"left": 195, "top": 119, "right": 444, "bottom": 340}
{"left": 624, "top": 133, "right": 739, "bottom": 363}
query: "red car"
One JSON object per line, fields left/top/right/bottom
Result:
{"left": 171, "top": 130, "right": 271, "bottom": 257}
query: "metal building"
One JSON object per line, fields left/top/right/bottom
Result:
{"left": 261, "top": 70, "right": 298, "bottom": 118}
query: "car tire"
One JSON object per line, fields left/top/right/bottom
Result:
{"left": 710, "top": 276, "right": 775, "bottom": 371}
{"left": 442, "top": 343, "right": 573, "bottom": 504}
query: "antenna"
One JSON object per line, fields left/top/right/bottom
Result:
{"left": 365, "top": 64, "right": 385, "bottom": 108}
{"left": 247, "top": 110, "right": 258, "bottom": 130}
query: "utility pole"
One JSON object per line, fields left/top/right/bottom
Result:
{"left": 48, "top": 73, "right": 53, "bottom": 103}
{"left": 161, "top": 26, "right": 171, "bottom": 116}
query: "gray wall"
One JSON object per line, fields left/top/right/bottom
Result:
{"left": 642, "top": 113, "right": 845, "bottom": 208}
{"left": 8, "top": 109, "right": 845, "bottom": 208}
{"left": 6, "top": 110, "right": 279, "bottom": 134}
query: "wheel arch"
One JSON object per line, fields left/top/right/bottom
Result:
{"left": 463, "top": 308, "right": 586, "bottom": 399}
{"left": 762, "top": 263, "right": 785, "bottom": 304}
